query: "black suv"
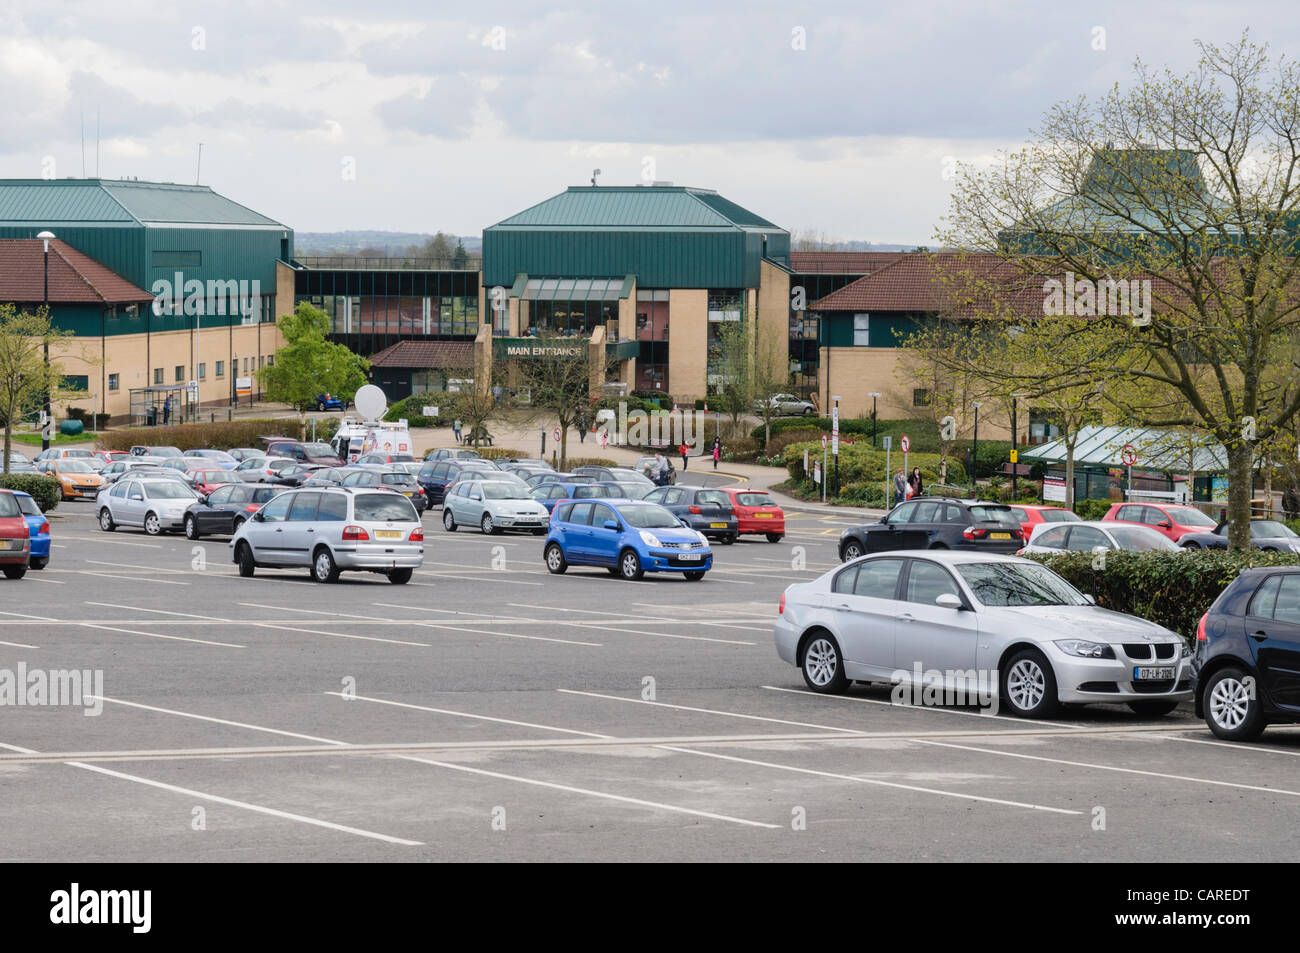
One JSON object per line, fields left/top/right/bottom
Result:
{"left": 642, "top": 485, "right": 738, "bottom": 543}
{"left": 838, "top": 497, "right": 1023, "bottom": 560}
{"left": 1194, "top": 566, "right": 1300, "bottom": 741}
{"left": 417, "top": 458, "right": 498, "bottom": 505}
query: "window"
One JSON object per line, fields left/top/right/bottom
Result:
{"left": 886, "top": 502, "right": 916, "bottom": 524}
{"left": 853, "top": 558, "right": 904, "bottom": 598}
{"left": 1066, "top": 526, "right": 1108, "bottom": 552}
{"left": 1250, "top": 575, "right": 1282, "bottom": 619}
{"left": 905, "top": 561, "right": 961, "bottom": 604}
{"left": 913, "top": 388, "right": 930, "bottom": 407}
{"left": 215, "top": 361, "right": 225, "bottom": 378}
{"left": 153, "top": 368, "right": 164, "bottom": 385}
{"left": 108, "top": 374, "right": 119, "bottom": 391}
{"left": 852, "top": 314, "right": 870, "bottom": 346}
{"left": 317, "top": 493, "right": 348, "bottom": 521}
{"left": 198, "top": 363, "right": 206, "bottom": 380}
{"left": 258, "top": 495, "right": 292, "bottom": 522}
{"left": 152, "top": 250, "right": 201, "bottom": 268}
{"left": 910, "top": 501, "right": 942, "bottom": 523}
{"left": 1033, "top": 525, "right": 1070, "bottom": 550}
{"left": 175, "top": 365, "right": 185, "bottom": 382}
{"left": 287, "top": 493, "right": 321, "bottom": 521}
{"left": 1272, "top": 578, "right": 1300, "bottom": 625}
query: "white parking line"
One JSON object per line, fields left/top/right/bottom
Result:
{"left": 326, "top": 693, "right": 611, "bottom": 738}
{"left": 58, "top": 536, "right": 166, "bottom": 548}
{"left": 917, "top": 739, "right": 1300, "bottom": 799}
{"left": 1163, "top": 734, "right": 1300, "bottom": 758}
{"left": 0, "top": 739, "right": 420, "bottom": 846}
{"left": 0, "top": 638, "right": 39, "bottom": 649}
{"left": 63, "top": 570, "right": 189, "bottom": 586}
{"left": 415, "top": 570, "right": 544, "bottom": 586}
{"left": 761, "top": 685, "right": 1077, "bottom": 730}
{"left": 79, "top": 623, "right": 244, "bottom": 649}
{"left": 85, "top": 602, "right": 227, "bottom": 621}
{"left": 94, "top": 696, "right": 344, "bottom": 745}
{"left": 558, "top": 689, "right": 860, "bottom": 733}
{"left": 412, "top": 621, "right": 601, "bottom": 648}
{"left": 252, "top": 622, "right": 430, "bottom": 648}
{"left": 238, "top": 602, "right": 377, "bottom": 619}
{"left": 659, "top": 746, "right": 1082, "bottom": 815}
{"left": 85, "top": 559, "right": 191, "bottom": 576}
{"left": 0, "top": 609, "right": 56, "bottom": 621}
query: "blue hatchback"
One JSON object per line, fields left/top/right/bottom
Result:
{"left": 543, "top": 497, "right": 713, "bottom": 580}
{"left": 12, "top": 490, "right": 50, "bottom": 570}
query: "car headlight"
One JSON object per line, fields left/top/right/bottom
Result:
{"left": 639, "top": 530, "right": 662, "bottom": 547}
{"left": 1053, "top": 639, "right": 1116, "bottom": 659}
{"left": 1180, "top": 642, "right": 1192, "bottom": 658}
{"left": 696, "top": 531, "right": 708, "bottom": 544}
{"left": 1290, "top": 541, "right": 1300, "bottom": 553}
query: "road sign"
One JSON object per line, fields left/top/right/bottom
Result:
{"left": 813, "top": 461, "right": 822, "bottom": 484}
{"left": 820, "top": 434, "right": 827, "bottom": 450}
{"left": 882, "top": 435, "right": 892, "bottom": 450}
{"left": 900, "top": 434, "right": 910, "bottom": 453}
{"left": 553, "top": 427, "right": 561, "bottom": 442}
{"left": 1121, "top": 444, "right": 1137, "bottom": 467}
{"left": 1010, "top": 449, "right": 1018, "bottom": 464}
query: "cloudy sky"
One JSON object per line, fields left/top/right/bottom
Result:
{"left": 0, "top": 1, "right": 1289, "bottom": 244}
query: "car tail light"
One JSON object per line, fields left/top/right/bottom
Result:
{"left": 410, "top": 527, "right": 424, "bottom": 541}
{"left": 688, "top": 506, "right": 702, "bottom": 514}
{"left": 38, "top": 521, "right": 49, "bottom": 535}
{"left": 245, "top": 503, "right": 261, "bottom": 512}
{"left": 342, "top": 525, "right": 369, "bottom": 541}
{"left": 963, "top": 527, "right": 988, "bottom": 539}
{"left": 1196, "top": 613, "right": 1208, "bottom": 642}
{"left": 778, "top": 592, "right": 785, "bottom": 615}
{"left": 1015, "top": 547, "right": 1026, "bottom": 556}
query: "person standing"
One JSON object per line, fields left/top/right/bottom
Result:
{"left": 452, "top": 418, "right": 462, "bottom": 444}
{"left": 909, "top": 467, "right": 924, "bottom": 499}
{"left": 711, "top": 436, "right": 721, "bottom": 470}
{"left": 679, "top": 442, "right": 689, "bottom": 471}
{"left": 578, "top": 413, "right": 587, "bottom": 444}
{"left": 163, "top": 394, "right": 172, "bottom": 425}
{"left": 893, "top": 468, "right": 908, "bottom": 504}
{"left": 599, "top": 428, "right": 608, "bottom": 451}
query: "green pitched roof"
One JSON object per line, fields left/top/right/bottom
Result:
{"left": 0, "top": 179, "right": 287, "bottom": 229}
{"left": 491, "top": 186, "right": 780, "bottom": 231}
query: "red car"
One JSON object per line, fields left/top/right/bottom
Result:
{"left": 188, "top": 469, "right": 236, "bottom": 497}
{"left": 722, "top": 487, "right": 786, "bottom": 542}
{"left": 1102, "top": 501, "right": 1219, "bottom": 542}
{"left": 0, "top": 490, "right": 31, "bottom": 579}
{"left": 1008, "top": 504, "right": 1080, "bottom": 541}
{"left": 91, "top": 450, "right": 131, "bottom": 467}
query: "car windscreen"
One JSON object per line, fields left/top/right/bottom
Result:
{"left": 1251, "top": 520, "right": 1297, "bottom": 538}
{"left": 144, "top": 483, "right": 198, "bottom": 499}
{"left": 619, "top": 503, "right": 684, "bottom": 529}
{"left": 381, "top": 473, "right": 416, "bottom": 486}
{"left": 1107, "top": 525, "right": 1178, "bottom": 551}
{"left": 610, "top": 469, "right": 653, "bottom": 485}
{"left": 303, "top": 443, "right": 336, "bottom": 456}
{"left": 353, "top": 493, "right": 418, "bottom": 522}
{"left": 735, "top": 492, "right": 776, "bottom": 506}
{"left": 967, "top": 505, "right": 1021, "bottom": 527}
{"left": 56, "top": 461, "right": 95, "bottom": 473}
{"left": 956, "top": 562, "right": 1089, "bottom": 607}
{"left": 1040, "top": 510, "right": 1079, "bottom": 522}
{"left": 14, "top": 495, "right": 40, "bottom": 516}
{"left": 482, "top": 483, "right": 529, "bottom": 500}
{"left": 0, "top": 494, "right": 18, "bottom": 517}
{"left": 196, "top": 472, "right": 228, "bottom": 483}
{"left": 150, "top": 447, "right": 182, "bottom": 457}
{"left": 1165, "top": 506, "right": 1217, "bottom": 527}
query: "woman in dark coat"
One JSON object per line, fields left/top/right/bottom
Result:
{"left": 908, "top": 467, "right": 924, "bottom": 498}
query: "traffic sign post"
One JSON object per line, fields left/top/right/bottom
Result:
{"left": 553, "top": 427, "right": 561, "bottom": 444}
{"left": 883, "top": 435, "right": 892, "bottom": 508}
{"left": 900, "top": 433, "right": 910, "bottom": 493}
{"left": 831, "top": 400, "right": 841, "bottom": 497}
{"left": 1121, "top": 444, "right": 1137, "bottom": 498}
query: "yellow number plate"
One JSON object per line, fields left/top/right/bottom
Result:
{"left": 990, "top": 532, "right": 1011, "bottom": 539}
{"left": 374, "top": 530, "right": 403, "bottom": 539}
{"left": 755, "top": 512, "right": 773, "bottom": 518}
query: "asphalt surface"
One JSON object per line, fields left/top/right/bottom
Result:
{"left": 2, "top": 491, "right": 1298, "bottom": 863}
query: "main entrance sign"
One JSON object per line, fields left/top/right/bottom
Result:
{"left": 494, "top": 338, "right": 588, "bottom": 359}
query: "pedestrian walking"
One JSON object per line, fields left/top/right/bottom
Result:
{"left": 679, "top": 442, "right": 689, "bottom": 471}
{"left": 452, "top": 418, "right": 462, "bottom": 444}
{"left": 599, "top": 428, "right": 608, "bottom": 451}
{"left": 163, "top": 395, "right": 172, "bottom": 425}
{"left": 893, "top": 468, "right": 908, "bottom": 504}
{"left": 653, "top": 452, "right": 668, "bottom": 486}
{"left": 909, "top": 467, "right": 924, "bottom": 499}
{"left": 578, "top": 414, "right": 587, "bottom": 444}
{"left": 711, "top": 436, "right": 721, "bottom": 470}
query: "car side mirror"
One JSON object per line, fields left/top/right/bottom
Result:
{"left": 680, "top": 518, "right": 691, "bottom": 528}
{"left": 604, "top": 520, "right": 619, "bottom": 530}
{"left": 1084, "top": 594, "right": 1097, "bottom": 605}
{"left": 935, "top": 593, "right": 963, "bottom": 610}
{"left": 252, "top": 511, "right": 264, "bottom": 522}
{"left": 1158, "top": 520, "right": 1172, "bottom": 529}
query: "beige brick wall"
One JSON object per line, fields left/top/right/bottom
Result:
{"left": 667, "top": 288, "right": 707, "bottom": 403}
{"left": 758, "top": 261, "right": 790, "bottom": 385}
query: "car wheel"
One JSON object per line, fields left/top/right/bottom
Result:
{"left": 98, "top": 508, "right": 116, "bottom": 532}
{"left": 29, "top": 557, "right": 48, "bottom": 570}
{"left": 443, "top": 509, "right": 457, "bottom": 532}
{"left": 311, "top": 546, "right": 340, "bottom": 583}
{"left": 802, "top": 406, "right": 814, "bottom": 415}
{"left": 387, "top": 568, "right": 413, "bottom": 585}
{"left": 766, "top": 533, "right": 784, "bottom": 543}
{"left": 544, "top": 542, "right": 567, "bottom": 574}
{"left": 184, "top": 515, "right": 199, "bottom": 540}
{"left": 721, "top": 534, "right": 737, "bottom": 545}
{"left": 1184, "top": 541, "right": 1201, "bottom": 550}
{"left": 143, "top": 512, "right": 162, "bottom": 536}
{"left": 684, "top": 570, "right": 706, "bottom": 581}
{"left": 235, "top": 542, "right": 256, "bottom": 577}
{"left": 531, "top": 528, "right": 546, "bottom": 535}
{"left": 1203, "top": 666, "right": 1265, "bottom": 741}
{"left": 233, "top": 516, "right": 247, "bottom": 532}
{"left": 1001, "top": 649, "right": 1060, "bottom": 718}
{"left": 801, "top": 632, "right": 849, "bottom": 693}
{"left": 1128, "top": 700, "right": 1179, "bottom": 717}
{"left": 3, "top": 564, "right": 27, "bottom": 580}
{"left": 481, "top": 513, "right": 498, "bottom": 535}
{"left": 841, "top": 539, "right": 863, "bottom": 561}
{"left": 618, "top": 548, "right": 644, "bottom": 580}
{"left": 317, "top": 402, "right": 326, "bottom": 412}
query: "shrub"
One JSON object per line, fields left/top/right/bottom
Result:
{"left": 476, "top": 447, "right": 529, "bottom": 461}
{"left": 384, "top": 395, "right": 444, "bottom": 428}
{"left": 565, "top": 456, "right": 618, "bottom": 469}
{"left": 1073, "top": 498, "right": 1112, "bottom": 520}
{"left": 1024, "top": 550, "right": 1300, "bottom": 640}
{"left": 0, "top": 473, "right": 60, "bottom": 512}
{"left": 722, "top": 436, "right": 760, "bottom": 462}
{"left": 765, "top": 428, "right": 824, "bottom": 459}
{"left": 95, "top": 419, "right": 305, "bottom": 452}
{"left": 839, "top": 481, "right": 887, "bottom": 506}
{"left": 783, "top": 441, "right": 966, "bottom": 487}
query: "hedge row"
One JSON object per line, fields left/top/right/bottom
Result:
{"left": 475, "top": 447, "right": 529, "bottom": 461}
{"left": 96, "top": 419, "right": 305, "bottom": 452}
{"left": 0, "top": 473, "right": 61, "bottom": 512}
{"left": 384, "top": 395, "right": 445, "bottom": 429}
{"left": 1024, "top": 550, "right": 1300, "bottom": 641}
{"left": 783, "top": 441, "right": 968, "bottom": 487}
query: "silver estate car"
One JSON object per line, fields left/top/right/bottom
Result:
{"left": 774, "top": 551, "right": 1192, "bottom": 718}
{"left": 97, "top": 478, "right": 202, "bottom": 535}
{"left": 229, "top": 486, "right": 423, "bottom": 584}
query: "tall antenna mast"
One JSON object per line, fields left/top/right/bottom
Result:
{"left": 80, "top": 108, "right": 86, "bottom": 176}
{"left": 196, "top": 143, "right": 203, "bottom": 184}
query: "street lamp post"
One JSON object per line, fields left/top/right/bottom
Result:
{"left": 1010, "top": 393, "right": 1026, "bottom": 500}
{"left": 230, "top": 353, "right": 237, "bottom": 409}
{"left": 971, "top": 401, "right": 983, "bottom": 498}
{"left": 868, "top": 392, "right": 881, "bottom": 448}
{"left": 832, "top": 394, "right": 841, "bottom": 497}
{"left": 37, "top": 231, "right": 55, "bottom": 452}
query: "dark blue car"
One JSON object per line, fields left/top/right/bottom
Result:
{"left": 543, "top": 497, "right": 712, "bottom": 580}
{"left": 529, "top": 481, "right": 622, "bottom": 513}
{"left": 314, "top": 393, "right": 347, "bottom": 411}
{"left": 12, "top": 490, "right": 50, "bottom": 570}
{"left": 1194, "top": 565, "right": 1300, "bottom": 740}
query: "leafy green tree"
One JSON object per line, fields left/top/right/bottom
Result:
{"left": 257, "top": 302, "right": 369, "bottom": 414}
{"left": 0, "top": 305, "right": 76, "bottom": 474}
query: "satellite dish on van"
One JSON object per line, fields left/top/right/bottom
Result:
{"left": 354, "top": 384, "right": 387, "bottom": 421}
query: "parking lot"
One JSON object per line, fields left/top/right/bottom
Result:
{"left": 2, "top": 495, "right": 1299, "bottom": 863}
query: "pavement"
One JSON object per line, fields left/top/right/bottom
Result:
{"left": 2, "top": 499, "right": 1298, "bottom": 862}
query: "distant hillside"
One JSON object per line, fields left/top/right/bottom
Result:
{"left": 295, "top": 231, "right": 483, "bottom": 255}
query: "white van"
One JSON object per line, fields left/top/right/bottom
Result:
{"left": 330, "top": 417, "right": 412, "bottom": 463}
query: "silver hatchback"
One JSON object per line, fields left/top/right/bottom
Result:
{"left": 229, "top": 486, "right": 423, "bottom": 584}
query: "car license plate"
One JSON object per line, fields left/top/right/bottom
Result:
{"left": 755, "top": 512, "right": 772, "bottom": 518}
{"left": 678, "top": 553, "right": 702, "bottom": 561}
{"left": 709, "top": 522, "right": 726, "bottom": 528}
{"left": 990, "top": 532, "right": 1011, "bottom": 539}
{"left": 374, "top": 530, "right": 403, "bottom": 539}
{"left": 1134, "top": 667, "right": 1175, "bottom": 680}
